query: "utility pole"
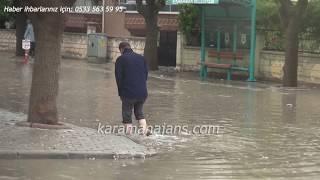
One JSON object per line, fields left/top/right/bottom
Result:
{"left": 102, "top": 0, "right": 105, "bottom": 33}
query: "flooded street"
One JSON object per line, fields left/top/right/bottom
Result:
{"left": 0, "top": 55, "right": 320, "bottom": 179}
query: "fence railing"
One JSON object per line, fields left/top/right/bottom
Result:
{"left": 261, "top": 29, "right": 320, "bottom": 54}
{"left": 119, "top": 0, "right": 179, "bottom": 12}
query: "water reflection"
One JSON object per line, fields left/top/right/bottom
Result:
{"left": 0, "top": 55, "right": 320, "bottom": 179}
{"left": 282, "top": 92, "right": 297, "bottom": 123}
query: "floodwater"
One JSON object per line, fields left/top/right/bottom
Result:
{"left": 0, "top": 54, "right": 320, "bottom": 179}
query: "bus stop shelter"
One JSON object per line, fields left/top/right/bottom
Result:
{"left": 167, "top": 0, "right": 257, "bottom": 81}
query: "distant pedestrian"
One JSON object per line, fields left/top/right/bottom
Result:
{"left": 115, "top": 42, "right": 149, "bottom": 135}
{"left": 24, "top": 19, "right": 35, "bottom": 57}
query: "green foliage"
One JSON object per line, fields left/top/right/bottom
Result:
{"left": 259, "top": 0, "right": 320, "bottom": 52}
{"left": 256, "top": 0, "right": 279, "bottom": 30}
{"left": 304, "top": 0, "right": 320, "bottom": 39}
{"left": 177, "top": 0, "right": 320, "bottom": 49}
{"left": 0, "top": 0, "right": 14, "bottom": 28}
{"left": 177, "top": 4, "right": 200, "bottom": 44}
{"left": 257, "top": 0, "right": 320, "bottom": 35}
{"left": 0, "top": 0, "right": 13, "bottom": 19}
{"left": 263, "top": 30, "right": 285, "bottom": 51}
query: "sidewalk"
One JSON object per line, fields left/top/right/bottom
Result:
{"left": 0, "top": 109, "right": 154, "bottom": 159}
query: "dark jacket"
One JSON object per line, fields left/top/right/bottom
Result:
{"left": 115, "top": 48, "right": 148, "bottom": 99}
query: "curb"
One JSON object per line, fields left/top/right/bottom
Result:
{"left": 0, "top": 151, "right": 155, "bottom": 160}
{"left": 15, "top": 121, "right": 71, "bottom": 129}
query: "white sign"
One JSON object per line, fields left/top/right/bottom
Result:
{"left": 22, "top": 39, "right": 31, "bottom": 50}
{"left": 225, "top": 32, "right": 230, "bottom": 45}
{"left": 241, "top": 33, "right": 247, "bottom": 45}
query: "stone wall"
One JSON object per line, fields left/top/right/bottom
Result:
{"left": 0, "top": 29, "right": 88, "bottom": 59}
{"left": 0, "top": 30, "right": 15, "bottom": 52}
{"left": 178, "top": 45, "right": 250, "bottom": 72}
{"left": 258, "top": 51, "right": 320, "bottom": 84}
{"left": 179, "top": 46, "right": 200, "bottom": 71}
{"left": 61, "top": 33, "right": 88, "bottom": 59}
{"left": 3, "top": 29, "right": 320, "bottom": 84}
{"left": 0, "top": 30, "right": 146, "bottom": 61}
{"left": 107, "top": 36, "right": 145, "bottom": 62}
{"left": 177, "top": 32, "right": 250, "bottom": 72}
{"left": 178, "top": 32, "right": 320, "bottom": 84}
{"left": 176, "top": 32, "right": 199, "bottom": 71}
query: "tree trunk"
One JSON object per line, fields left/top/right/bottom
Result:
{"left": 14, "top": 0, "right": 27, "bottom": 56}
{"left": 283, "top": 20, "right": 299, "bottom": 87}
{"left": 144, "top": 15, "right": 159, "bottom": 70}
{"left": 27, "top": 13, "right": 64, "bottom": 125}
{"left": 136, "top": 0, "right": 165, "bottom": 71}
{"left": 279, "top": 0, "right": 308, "bottom": 87}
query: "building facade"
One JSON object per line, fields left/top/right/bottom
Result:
{"left": 104, "top": 0, "right": 180, "bottom": 66}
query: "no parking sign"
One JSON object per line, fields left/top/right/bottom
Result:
{"left": 22, "top": 39, "right": 31, "bottom": 50}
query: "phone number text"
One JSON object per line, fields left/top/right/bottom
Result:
{"left": 60, "top": 6, "right": 125, "bottom": 13}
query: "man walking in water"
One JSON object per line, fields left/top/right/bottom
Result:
{"left": 115, "top": 42, "right": 148, "bottom": 135}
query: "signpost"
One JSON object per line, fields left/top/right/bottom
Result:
{"left": 22, "top": 39, "right": 31, "bottom": 50}
{"left": 22, "top": 39, "right": 31, "bottom": 64}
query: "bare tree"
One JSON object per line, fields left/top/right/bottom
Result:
{"left": 136, "top": 0, "right": 165, "bottom": 70}
{"left": 279, "top": 0, "right": 308, "bottom": 87}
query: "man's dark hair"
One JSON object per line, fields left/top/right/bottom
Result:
{"left": 119, "top": 42, "right": 131, "bottom": 50}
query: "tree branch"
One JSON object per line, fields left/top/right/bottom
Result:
{"left": 279, "top": 0, "right": 291, "bottom": 28}
{"left": 136, "top": 0, "right": 146, "bottom": 16}
{"left": 154, "top": 0, "right": 166, "bottom": 12}
{"left": 295, "top": 0, "right": 308, "bottom": 18}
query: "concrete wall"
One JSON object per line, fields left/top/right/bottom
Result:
{"left": 107, "top": 36, "right": 145, "bottom": 62}
{"left": 178, "top": 32, "right": 320, "bottom": 84}
{"left": 176, "top": 32, "right": 199, "bottom": 71}
{"left": 103, "top": 0, "right": 131, "bottom": 37}
{"left": 2, "top": 29, "right": 320, "bottom": 84}
{"left": 177, "top": 33, "right": 250, "bottom": 72}
{"left": 0, "top": 29, "right": 88, "bottom": 59}
{"left": 61, "top": 33, "right": 88, "bottom": 59}
{"left": 179, "top": 46, "right": 200, "bottom": 71}
{"left": 0, "top": 30, "right": 15, "bottom": 52}
{"left": 178, "top": 46, "right": 320, "bottom": 84}
{"left": 258, "top": 51, "right": 320, "bottom": 84}
{"left": 104, "top": 12, "right": 131, "bottom": 37}
{"left": 0, "top": 29, "right": 145, "bottom": 61}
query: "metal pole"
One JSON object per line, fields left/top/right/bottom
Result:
{"left": 233, "top": 23, "right": 238, "bottom": 65}
{"left": 200, "top": 6, "right": 206, "bottom": 80}
{"left": 102, "top": 0, "right": 105, "bottom": 33}
{"left": 217, "top": 29, "right": 221, "bottom": 63}
{"left": 24, "top": 49, "right": 29, "bottom": 64}
{"left": 248, "top": 0, "right": 256, "bottom": 82}
{"left": 233, "top": 24, "right": 238, "bottom": 53}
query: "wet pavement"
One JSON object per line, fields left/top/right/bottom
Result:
{"left": 0, "top": 109, "right": 150, "bottom": 159}
{"left": 0, "top": 52, "right": 320, "bottom": 179}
